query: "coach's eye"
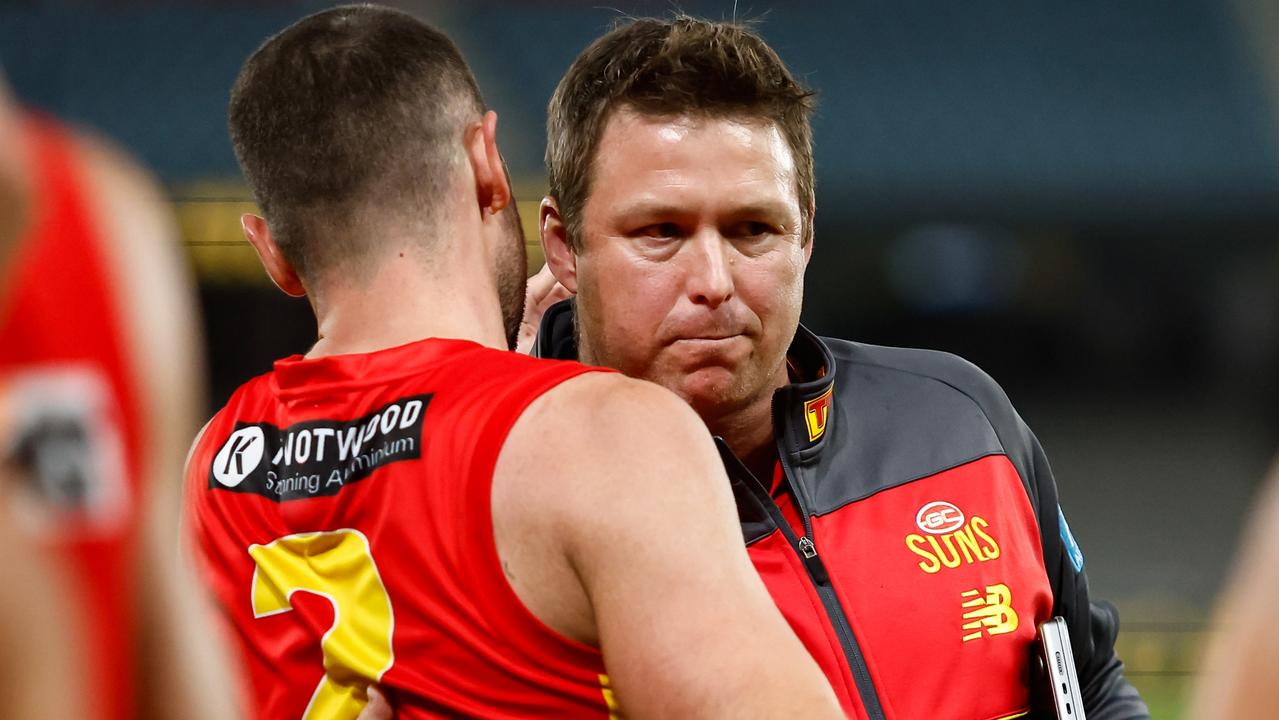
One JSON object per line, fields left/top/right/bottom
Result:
{"left": 729, "top": 221, "right": 774, "bottom": 238}
{"left": 637, "top": 223, "right": 681, "bottom": 239}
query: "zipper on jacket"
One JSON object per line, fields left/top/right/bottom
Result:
{"left": 770, "top": 395, "right": 887, "bottom": 720}
{"left": 799, "top": 536, "right": 817, "bottom": 557}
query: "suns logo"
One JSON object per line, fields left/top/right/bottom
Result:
{"left": 905, "top": 501, "right": 1002, "bottom": 574}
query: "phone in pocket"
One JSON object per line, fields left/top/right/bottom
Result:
{"left": 1035, "top": 617, "right": 1085, "bottom": 719}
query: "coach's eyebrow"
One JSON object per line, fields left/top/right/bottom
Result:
{"left": 611, "top": 199, "right": 797, "bottom": 222}
{"left": 610, "top": 202, "right": 693, "bottom": 223}
{"left": 722, "top": 201, "right": 797, "bottom": 221}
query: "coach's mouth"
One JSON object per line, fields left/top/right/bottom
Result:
{"left": 673, "top": 332, "right": 742, "bottom": 342}
{"left": 667, "top": 334, "right": 750, "bottom": 356}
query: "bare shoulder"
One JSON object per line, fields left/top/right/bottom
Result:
{"left": 72, "top": 130, "right": 171, "bottom": 223}
{"left": 73, "top": 130, "right": 166, "bottom": 196}
{"left": 69, "top": 127, "right": 200, "bottom": 361}
{"left": 518, "top": 370, "right": 706, "bottom": 447}
{"left": 70, "top": 128, "right": 204, "bottom": 489}
{"left": 504, "top": 371, "right": 714, "bottom": 481}
{"left": 70, "top": 128, "right": 188, "bottom": 313}
{"left": 497, "top": 369, "right": 727, "bottom": 522}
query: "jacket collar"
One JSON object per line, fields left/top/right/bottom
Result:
{"left": 534, "top": 299, "right": 837, "bottom": 462}
{"left": 774, "top": 324, "right": 837, "bottom": 463}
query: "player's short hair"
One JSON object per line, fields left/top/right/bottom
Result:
{"left": 229, "top": 4, "right": 484, "bottom": 279}
{"left": 546, "top": 15, "right": 816, "bottom": 251}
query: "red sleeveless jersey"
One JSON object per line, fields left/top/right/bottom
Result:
{"left": 0, "top": 116, "right": 142, "bottom": 720}
{"left": 186, "top": 338, "right": 617, "bottom": 719}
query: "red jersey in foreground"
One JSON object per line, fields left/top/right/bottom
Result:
{"left": 187, "top": 339, "right": 615, "bottom": 719}
{"left": 0, "top": 116, "right": 142, "bottom": 720}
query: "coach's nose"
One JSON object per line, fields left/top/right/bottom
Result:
{"left": 684, "top": 230, "right": 735, "bottom": 309}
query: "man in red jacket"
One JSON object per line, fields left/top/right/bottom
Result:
{"left": 534, "top": 15, "right": 1150, "bottom": 720}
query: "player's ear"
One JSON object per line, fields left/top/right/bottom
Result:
{"left": 465, "top": 110, "right": 512, "bottom": 216}
{"left": 241, "top": 214, "right": 305, "bottom": 297}
{"left": 539, "top": 196, "right": 578, "bottom": 293}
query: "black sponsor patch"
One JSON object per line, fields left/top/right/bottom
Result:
{"left": 207, "top": 394, "right": 431, "bottom": 502}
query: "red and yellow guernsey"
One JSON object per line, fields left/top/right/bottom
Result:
{"left": 0, "top": 116, "right": 145, "bottom": 720}
{"left": 186, "top": 339, "right": 616, "bottom": 719}
{"left": 536, "top": 301, "right": 1148, "bottom": 720}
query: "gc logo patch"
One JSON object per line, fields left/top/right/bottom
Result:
{"left": 916, "top": 500, "right": 964, "bottom": 534}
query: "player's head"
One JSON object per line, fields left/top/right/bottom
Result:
{"left": 541, "top": 16, "right": 816, "bottom": 419}
{"left": 229, "top": 4, "right": 527, "bottom": 347}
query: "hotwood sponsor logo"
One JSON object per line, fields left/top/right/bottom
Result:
{"left": 207, "top": 395, "right": 430, "bottom": 502}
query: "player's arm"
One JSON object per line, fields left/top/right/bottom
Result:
{"left": 1023, "top": 429, "right": 1149, "bottom": 720}
{"left": 495, "top": 373, "right": 841, "bottom": 719}
{"left": 0, "top": 482, "right": 87, "bottom": 720}
{"left": 1188, "top": 455, "right": 1279, "bottom": 718}
{"left": 77, "top": 134, "right": 243, "bottom": 720}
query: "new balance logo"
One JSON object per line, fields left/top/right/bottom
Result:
{"left": 212, "top": 426, "right": 265, "bottom": 488}
{"left": 961, "top": 583, "right": 1019, "bottom": 642}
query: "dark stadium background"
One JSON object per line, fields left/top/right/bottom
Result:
{"left": 4, "top": 1, "right": 1278, "bottom": 715}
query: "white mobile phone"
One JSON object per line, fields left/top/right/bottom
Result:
{"left": 1036, "top": 617, "right": 1085, "bottom": 719}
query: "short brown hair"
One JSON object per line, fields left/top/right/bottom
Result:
{"left": 546, "top": 15, "right": 816, "bottom": 251}
{"left": 229, "top": 4, "right": 484, "bottom": 279}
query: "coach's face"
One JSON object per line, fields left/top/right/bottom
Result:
{"left": 550, "top": 109, "right": 811, "bottom": 418}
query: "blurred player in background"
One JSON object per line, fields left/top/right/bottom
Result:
{"left": 0, "top": 71, "right": 238, "bottom": 718}
{"left": 533, "top": 15, "right": 1149, "bottom": 719}
{"left": 186, "top": 6, "right": 839, "bottom": 719}
{"left": 0, "top": 70, "right": 86, "bottom": 720}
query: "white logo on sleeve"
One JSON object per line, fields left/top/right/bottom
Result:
{"left": 213, "top": 427, "right": 265, "bottom": 487}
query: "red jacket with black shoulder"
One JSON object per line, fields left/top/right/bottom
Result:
{"left": 537, "top": 300, "right": 1148, "bottom": 720}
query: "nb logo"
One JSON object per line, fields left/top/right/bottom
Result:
{"left": 961, "top": 583, "right": 1019, "bottom": 642}
{"left": 213, "top": 426, "right": 265, "bottom": 488}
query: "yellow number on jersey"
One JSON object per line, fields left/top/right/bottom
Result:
{"left": 249, "top": 529, "right": 394, "bottom": 719}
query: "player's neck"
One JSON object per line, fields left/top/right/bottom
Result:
{"left": 306, "top": 253, "right": 507, "bottom": 358}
